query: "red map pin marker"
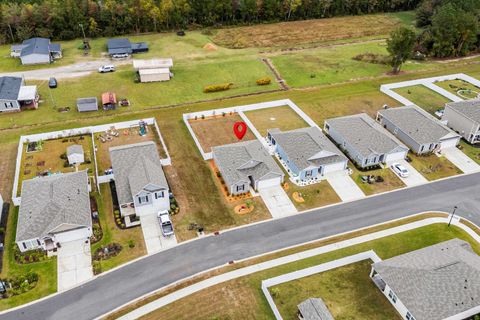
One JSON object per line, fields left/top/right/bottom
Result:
{"left": 233, "top": 122, "right": 247, "bottom": 140}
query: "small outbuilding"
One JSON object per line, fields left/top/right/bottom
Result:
{"left": 297, "top": 298, "right": 334, "bottom": 320}
{"left": 101, "top": 92, "right": 117, "bottom": 110}
{"left": 134, "top": 59, "right": 174, "bottom": 83}
{"left": 139, "top": 68, "right": 171, "bottom": 83}
{"left": 133, "top": 59, "right": 173, "bottom": 71}
{"left": 67, "top": 144, "right": 84, "bottom": 165}
{"left": 76, "top": 97, "right": 98, "bottom": 112}
{"left": 107, "top": 38, "right": 149, "bottom": 56}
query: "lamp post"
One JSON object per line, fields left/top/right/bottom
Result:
{"left": 448, "top": 205, "right": 458, "bottom": 227}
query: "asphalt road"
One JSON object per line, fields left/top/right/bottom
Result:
{"left": 5, "top": 172, "right": 480, "bottom": 320}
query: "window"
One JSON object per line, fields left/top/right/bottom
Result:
{"left": 236, "top": 185, "right": 245, "bottom": 192}
{"left": 137, "top": 195, "right": 149, "bottom": 204}
{"left": 420, "top": 145, "right": 424, "bottom": 152}
{"left": 305, "top": 170, "right": 313, "bottom": 177}
{"left": 154, "top": 191, "right": 164, "bottom": 199}
{"left": 406, "top": 312, "right": 415, "bottom": 320}
{"left": 388, "top": 290, "right": 397, "bottom": 303}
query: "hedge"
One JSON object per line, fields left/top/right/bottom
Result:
{"left": 204, "top": 83, "right": 233, "bottom": 93}
{"left": 256, "top": 77, "right": 272, "bottom": 86}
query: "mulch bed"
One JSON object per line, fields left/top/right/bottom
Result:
{"left": 93, "top": 243, "right": 122, "bottom": 261}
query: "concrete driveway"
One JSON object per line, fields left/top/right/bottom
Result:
{"left": 57, "top": 239, "right": 93, "bottom": 292}
{"left": 140, "top": 213, "right": 178, "bottom": 254}
{"left": 259, "top": 186, "right": 297, "bottom": 218}
{"left": 389, "top": 159, "right": 428, "bottom": 187}
{"left": 442, "top": 148, "right": 480, "bottom": 174}
{"left": 326, "top": 171, "right": 365, "bottom": 202}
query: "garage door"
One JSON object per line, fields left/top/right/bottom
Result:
{"left": 257, "top": 176, "right": 282, "bottom": 190}
{"left": 384, "top": 151, "right": 407, "bottom": 163}
{"left": 323, "top": 161, "right": 347, "bottom": 174}
{"left": 440, "top": 137, "right": 460, "bottom": 150}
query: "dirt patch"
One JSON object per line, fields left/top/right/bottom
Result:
{"left": 213, "top": 15, "right": 403, "bottom": 48}
{"left": 292, "top": 192, "right": 305, "bottom": 203}
{"left": 234, "top": 204, "right": 254, "bottom": 215}
{"left": 203, "top": 43, "right": 218, "bottom": 51}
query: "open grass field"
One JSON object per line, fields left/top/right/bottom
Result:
{"left": 91, "top": 186, "right": 146, "bottom": 273}
{"left": 188, "top": 114, "right": 256, "bottom": 153}
{"left": 393, "top": 85, "right": 451, "bottom": 114}
{"left": 435, "top": 79, "right": 480, "bottom": 100}
{"left": 94, "top": 124, "right": 166, "bottom": 173}
{"left": 17, "top": 135, "right": 95, "bottom": 195}
{"left": 408, "top": 153, "right": 462, "bottom": 181}
{"left": 350, "top": 166, "right": 405, "bottom": 196}
{"left": 212, "top": 13, "right": 414, "bottom": 49}
{"left": 272, "top": 259, "right": 399, "bottom": 319}
{"left": 243, "top": 106, "right": 309, "bottom": 136}
{"left": 285, "top": 181, "right": 341, "bottom": 211}
{"left": 139, "top": 223, "right": 479, "bottom": 320}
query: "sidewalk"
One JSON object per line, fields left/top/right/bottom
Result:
{"left": 114, "top": 215, "right": 480, "bottom": 320}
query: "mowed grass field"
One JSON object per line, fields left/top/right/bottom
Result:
{"left": 139, "top": 223, "right": 479, "bottom": 320}
{"left": 435, "top": 79, "right": 480, "bottom": 99}
{"left": 243, "top": 106, "right": 309, "bottom": 136}
{"left": 393, "top": 85, "right": 452, "bottom": 114}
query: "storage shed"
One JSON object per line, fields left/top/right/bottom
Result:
{"left": 139, "top": 68, "right": 171, "bottom": 83}
{"left": 76, "top": 97, "right": 98, "bottom": 112}
{"left": 67, "top": 144, "right": 84, "bottom": 165}
{"left": 101, "top": 92, "right": 117, "bottom": 110}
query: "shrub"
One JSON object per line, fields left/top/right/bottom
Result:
{"left": 127, "top": 240, "right": 135, "bottom": 248}
{"left": 203, "top": 83, "right": 233, "bottom": 93}
{"left": 270, "top": 287, "right": 280, "bottom": 298}
{"left": 60, "top": 152, "right": 67, "bottom": 160}
{"left": 256, "top": 77, "right": 271, "bottom": 86}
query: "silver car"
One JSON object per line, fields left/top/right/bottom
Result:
{"left": 157, "top": 210, "right": 174, "bottom": 237}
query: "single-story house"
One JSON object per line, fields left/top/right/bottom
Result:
{"left": 324, "top": 113, "right": 408, "bottom": 168}
{"left": 0, "top": 76, "right": 38, "bottom": 112}
{"left": 11, "top": 37, "right": 62, "bottom": 65}
{"left": 139, "top": 68, "right": 171, "bottom": 82}
{"left": 377, "top": 105, "right": 460, "bottom": 154}
{"left": 101, "top": 92, "right": 117, "bottom": 110}
{"left": 76, "top": 97, "right": 98, "bottom": 112}
{"left": 109, "top": 141, "right": 170, "bottom": 218}
{"left": 212, "top": 140, "right": 284, "bottom": 195}
{"left": 298, "top": 298, "right": 334, "bottom": 320}
{"left": 67, "top": 144, "right": 84, "bottom": 165}
{"left": 16, "top": 171, "right": 92, "bottom": 253}
{"left": 443, "top": 99, "right": 480, "bottom": 144}
{"left": 107, "top": 38, "right": 148, "bottom": 56}
{"left": 267, "top": 127, "right": 347, "bottom": 181}
{"left": 370, "top": 239, "right": 480, "bottom": 320}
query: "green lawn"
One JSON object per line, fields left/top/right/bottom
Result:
{"left": 459, "top": 141, "right": 480, "bottom": 164}
{"left": 272, "top": 260, "right": 399, "bottom": 320}
{"left": 286, "top": 181, "right": 341, "bottom": 211}
{"left": 243, "top": 105, "right": 309, "bottom": 136}
{"left": 435, "top": 79, "right": 480, "bottom": 100}
{"left": 0, "top": 206, "right": 57, "bottom": 311}
{"left": 393, "top": 85, "right": 452, "bottom": 114}
{"left": 408, "top": 153, "right": 463, "bottom": 181}
{"left": 140, "top": 223, "right": 480, "bottom": 320}
{"left": 350, "top": 165, "right": 405, "bottom": 195}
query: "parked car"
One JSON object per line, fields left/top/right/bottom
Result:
{"left": 111, "top": 53, "right": 129, "bottom": 59}
{"left": 48, "top": 77, "right": 57, "bottom": 88}
{"left": 98, "top": 65, "right": 115, "bottom": 73}
{"left": 391, "top": 163, "right": 409, "bottom": 178}
{"left": 157, "top": 210, "right": 174, "bottom": 237}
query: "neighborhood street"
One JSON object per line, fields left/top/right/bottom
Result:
{"left": 3, "top": 172, "right": 480, "bottom": 320}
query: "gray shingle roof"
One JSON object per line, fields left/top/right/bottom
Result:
{"left": 212, "top": 140, "right": 283, "bottom": 187}
{"left": 109, "top": 142, "right": 168, "bottom": 205}
{"left": 325, "top": 113, "right": 408, "bottom": 158}
{"left": 378, "top": 106, "right": 458, "bottom": 145}
{"left": 76, "top": 97, "right": 98, "bottom": 112}
{"left": 20, "top": 38, "right": 51, "bottom": 56}
{"left": 16, "top": 171, "right": 91, "bottom": 242}
{"left": 446, "top": 99, "right": 480, "bottom": 124}
{"left": 268, "top": 127, "right": 346, "bottom": 171}
{"left": 0, "top": 76, "right": 22, "bottom": 100}
{"left": 297, "top": 298, "right": 334, "bottom": 320}
{"left": 372, "top": 239, "right": 480, "bottom": 320}
{"left": 107, "top": 38, "right": 132, "bottom": 55}
{"left": 67, "top": 144, "right": 83, "bottom": 156}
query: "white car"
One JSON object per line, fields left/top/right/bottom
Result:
{"left": 391, "top": 163, "right": 409, "bottom": 178}
{"left": 112, "top": 53, "right": 129, "bottom": 59}
{"left": 98, "top": 65, "right": 115, "bottom": 73}
{"left": 157, "top": 210, "right": 174, "bottom": 237}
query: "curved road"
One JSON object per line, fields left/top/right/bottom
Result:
{"left": 5, "top": 172, "right": 480, "bottom": 320}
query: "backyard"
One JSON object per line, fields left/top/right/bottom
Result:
{"left": 350, "top": 166, "right": 405, "bottom": 195}
{"left": 393, "top": 85, "right": 451, "bottom": 114}
{"left": 285, "top": 181, "right": 341, "bottom": 211}
{"left": 139, "top": 223, "right": 480, "bottom": 320}
{"left": 435, "top": 79, "right": 480, "bottom": 100}
{"left": 271, "top": 259, "right": 399, "bottom": 319}
{"left": 188, "top": 113, "right": 256, "bottom": 153}
{"left": 243, "top": 106, "right": 309, "bottom": 136}
{"left": 408, "top": 153, "right": 463, "bottom": 181}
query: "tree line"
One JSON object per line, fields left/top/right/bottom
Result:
{"left": 0, "top": 0, "right": 421, "bottom": 44}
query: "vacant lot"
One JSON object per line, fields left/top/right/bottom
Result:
{"left": 408, "top": 153, "right": 462, "bottom": 181}
{"left": 394, "top": 85, "right": 451, "bottom": 114}
{"left": 435, "top": 79, "right": 480, "bottom": 100}
{"left": 17, "top": 135, "right": 95, "bottom": 195}
{"left": 244, "top": 106, "right": 309, "bottom": 136}
{"left": 286, "top": 181, "right": 341, "bottom": 211}
{"left": 141, "top": 223, "right": 479, "bottom": 320}
{"left": 272, "top": 259, "right": 399, "bottom": 319}
{"left": 350, "top": 166, "right": 405, "bottom": 195}
{"left": 94, "top": 125, "right": 166, "bottom": 173}
{"left": 188, "top": 113, "right": 256, "bottom": 153}
{"left": 213, "top": 13, "right": 411, "bottom": 49}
